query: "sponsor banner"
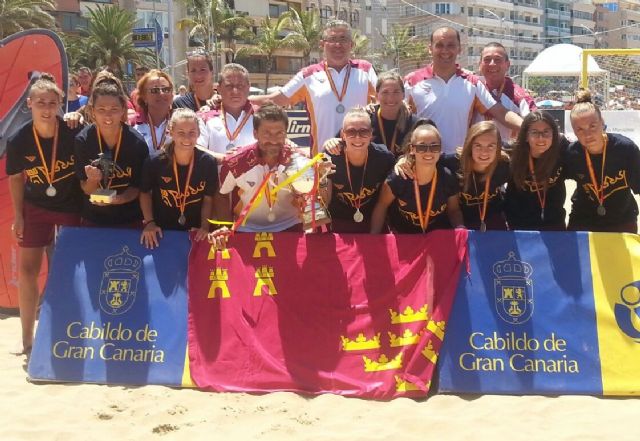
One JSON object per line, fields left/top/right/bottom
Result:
{"left": 28, "top": 227, "right": 189, "bottom": 386}
{"left": 438, "top": 231, "right": 603, "bottom": 395}
{"left": 187, "top": 230, "right": 468, "bottom": 400}
{"left": 590, "top": 233, "right": 640, "bottom": 395}
{"left": 286, "top": 110, "right": 311, "bottom": 148}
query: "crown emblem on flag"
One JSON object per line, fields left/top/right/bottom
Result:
{"left": 99, "top": 246, "right": 141, "bottom": 315}
{"left": 421, "top": 340, "right": 438, "bottom": 364}
{"left": 426, "top": 320, "right": 446, "bottom": 341}
{"left": 395, "top": 375, "right": 426, "bottom": 392}
{"left": 363, "top": 353, "right": 403, "bottom": 372}
{"left": 389, "top": 328, "right": 421, "bottom": 347}
{"left": 493, "top": 252, "right": 534, "bottom": 324}
{"left": 390, "top": 305, "right": 429, "bottom": 324}
{"left": 341, "top": 333, "right": 381, "bottom": 351}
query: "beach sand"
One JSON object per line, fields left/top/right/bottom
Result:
{"left": 1, "top": 185, "right": 639, "bottom": 441}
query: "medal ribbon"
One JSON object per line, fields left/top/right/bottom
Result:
{"left": 32, "top": 120, "right": 59, "bottom": 188}
{"left": 414, "top": 168, "right": 438, "bottom": 233}
{"left": 324, "top": 61, "right": 351, "bottom": 104}
{"left": 528, "top": 156, "right": 548, "bottom": 214}
{"left": 97, "top": 126, "right": 123, "bottom": 189}
{"left": 345, "top": 150, "right": 369, "bottom": 213}
{"left": 376, "top": 107, "right": 399, "bottom": 154}
{"left": 472, "top": 172, "right": 491, "bottom": 226}
{"left": 147, "top": 114, "right": 168, "bottom": 151}
{"left": 172, "top": 151, "right": 195, "bottom": 221}
{"left": 263, "top": 170, "right": 278, "bottom": 212}
{"left": 584, "top": 133, "right": 608, "bottom": 207}
{"left": 233, "top": 170, "right": 275, "bottom": 231}
{"left": 221, "top": 103, "right": 253, "bottom": 144}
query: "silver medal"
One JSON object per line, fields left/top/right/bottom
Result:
{"left": 540, "top": 208, "right": 545, "bottom": 222}
{"left": 267, "top": 210, "right": 276, "bottom": 222}
{"left": 45, "top": 185, "right": 57, "bottom": 197}
{"left": 480, "top": 221, "right": 487, "bottom": 233}
{"left": 336, "top": 104, "right": 345, "bottom": 114}
{"left": 178, "top": 214, "right": 186, "bottom": 226}
{"left": 353, "top": 209, "right": 364, "bottom": 223}
{"left": 597, "top": 204, "right": 606, "bottom": 216}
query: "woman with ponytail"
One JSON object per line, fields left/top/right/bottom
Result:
{"left": 6, "top": 73, "right": 82, "bottom": 353}
{"left": 564, "top": 89, "right": 640, "bottom": 233}
{"left": 139, "top": 109, "right": 218, "bottom": 248}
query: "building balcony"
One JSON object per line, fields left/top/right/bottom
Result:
{"left": 467, "top": 35, "right": 509, "bottom": 46}
{"left": 467, "top": 0, "right": 514, "bottom": 11}
{"left": 468, "top": 16, "right": 512, "bottom": 29}
{"left": 513, "top": 20, "right": 543, "bottom": 32}
{"left": 546, "top": 26, "right": 560, "bottom": 36}
{"left": 545, "top": 8, "right": 571, "bottom": 21}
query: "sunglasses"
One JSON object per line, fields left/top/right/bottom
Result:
{"left": 343, "top": 128, "right": 372, "bottom": 138}
{"left": 149, "top": 86, "right": 173, "bottom": 95}
{"left": 411, "top": 143, "right": 442, "bottom": 153}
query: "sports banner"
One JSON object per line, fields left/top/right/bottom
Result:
{"left": 438, "top": 231, "right": 640, "bottom": 395}
{"left": 187, "top": 230, "right": 468, "bottom": 400}
{"left": 28, "top": 227, "right": 190, "bottom": 386}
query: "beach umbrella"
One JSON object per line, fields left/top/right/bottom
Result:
{"left": 536, "top": 99, "right": 564, "bottom": 107}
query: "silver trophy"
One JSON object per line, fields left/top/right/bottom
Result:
{"left": 284, "top": 153, "right": 331, "bottom": 230}
{"left": 89, "top": 152, "right": 117, "bottom": 204}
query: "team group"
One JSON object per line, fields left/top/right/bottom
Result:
{"left": 7, "top": 20, "right": 640, "bottom": 352}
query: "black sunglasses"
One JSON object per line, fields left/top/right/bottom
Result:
{"left": 410, "top": 143, "right": 442, "bottom": 153}
{"left": 149, "top": 86, "right": 173, "bottom": 95}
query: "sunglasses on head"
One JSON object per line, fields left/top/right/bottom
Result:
{"left": 343, "top": 128, "right": 372, "bottom": 138}
{"left": 410, "top": 143, "right": 442, "bottom": 153}
{"left": 149, "top": 86, "right": 173, "bottom": 95}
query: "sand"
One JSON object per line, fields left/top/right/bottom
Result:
{"left": 0, "top": 311, "right": 638, "bottom": 441}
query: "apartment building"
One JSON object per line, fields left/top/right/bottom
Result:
{"left": 594, "top": 0, "right": 640, "bottom": 49}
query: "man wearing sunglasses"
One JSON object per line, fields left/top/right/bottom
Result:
{"left": 250, "top": 20, "right": 377, "bottom": 155}
{"left": 474, "top": 42, "right": 536, "bottom": 141}
{"left": 319, "top": 108, "right": 395, "bottom": 232}
{"left": 404, "top": 27, "right": 523, "bottom": 154}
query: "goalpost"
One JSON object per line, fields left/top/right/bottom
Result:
{"left": 581, "top": 48, "right": 640, "bottom": 110}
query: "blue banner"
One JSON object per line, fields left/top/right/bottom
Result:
{"left": 28, "top": 227, "right": 189, "bottom": 386}
{"left": 438, "top": 231, "right": 603, "bottom": 394}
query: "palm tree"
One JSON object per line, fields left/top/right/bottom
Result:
{"left": 235, "top": 14, "right": 305, "bottom": 91}
{"left": 352, "top": 30, "right": 370, "bottom": 58}
{"left": 177, "top": 0, "right": 253, "bottom": 64}
{"left": 381, "top": 25, "right": 427, "bottom": 71}
{"left": 0, "top": 0, "right": 56, "bottom": 38}
{"left": 84, "top": 5, "right": 155, "bottom": 74}
{"left": 286, "top": 8, "right": 322, "bottom": 66}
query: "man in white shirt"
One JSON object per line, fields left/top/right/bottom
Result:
{"left": 250, "top": 20, "right": 377, "bottom": 155}
{"left": 404, "top": 27, "right": 523, "bottom": 154}
{"left": 198, "top": 63, "right": 256, "bottom": 159}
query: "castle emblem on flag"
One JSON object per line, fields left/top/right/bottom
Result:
{"left": 614, "top": 281, "right": 640, "bottom": 342}
{"left": 99, "top": 246, "right": 141, "bottom": 315}
{"left": 493, "top": 252, "right": 534, "bottom": 324}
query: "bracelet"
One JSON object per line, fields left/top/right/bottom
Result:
{"left": 143, "top": 219, "right": 155, "bottom": 226}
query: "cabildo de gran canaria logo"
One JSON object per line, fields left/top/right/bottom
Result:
{"left": 614, "top": 281, "right": 640, "bottom": 342}
{"left": 99, "top": 246, "right": 141, "bottom": 315}
{"left": 493, "top": 252, "right": 534, "bottom": 324}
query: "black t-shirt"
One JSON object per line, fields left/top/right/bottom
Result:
{"left": 173, "top": 92, "right": 202, "bottom": 112}
{"left": 441, "top": 154, "right": 509, "bottom": 230}
{"left": 563, "top": 132, "right": 640, "bottom": 229}
{"left": 327, "top": 143, "right": 395, "bottom": 224}
{"left": 504, "top": 153, "right": 566, "bottom": 231}
{"left": 74, "top": 124, "right": 149, "bottom": 225}
{"left": 140, "top": 148, "right": 218, "bottom": 230}
{"left": 6, "top": 118, "right": 82, "bottom": 213}
{"left": 386, "top": 165, "right": 459, "bottom": 233}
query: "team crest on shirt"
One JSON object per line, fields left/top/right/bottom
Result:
{"left": 99, "top": 246, "right": 141, "bottom": 315}
{"left": 26, "top": 155, "right": 36, "bottom": 162}
{"left": 161, "top": 176, "right": 172, "bottom": 183}
{"left": 247, "top": 180, "right": 256, "bottom": 187}
{"left": 493, "top": 252, "right": 534, "bottom": 324}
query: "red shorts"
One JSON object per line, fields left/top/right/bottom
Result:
{"left": 21, "top": 202, "right": 81, "bottom": 248}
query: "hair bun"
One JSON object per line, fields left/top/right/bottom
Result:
{"left": 575, "top": 89, "right": 592, "bottom": 104}
{"left": 38, "top": 72, "right": 56, "bottom": 83}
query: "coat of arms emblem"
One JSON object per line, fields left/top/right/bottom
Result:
{"left": 493, "top": 252, "right": 534, "bottom": 324}
{"left": 99, "top": 246, "right": 141, "bottom": 315}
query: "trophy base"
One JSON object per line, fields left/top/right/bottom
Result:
{"left": 90, "top": 189, "right": 117, "bottom": 204}
{"left": 302, "top": 204, "right": 331, "bottom": 231}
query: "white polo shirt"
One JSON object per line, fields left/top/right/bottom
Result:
{"left": 281, "top": 59, "right": 377, "bottom": 154}
{"left": 199, "top": 103, "right": 257, "bottom": 154}
{"left": 133, "top": 120, "right": 171, "bottom": 158}
{"left": 219, "top": 143, "right": 301, "bottom": 232}
{"left": 473, "top": 76, "right": 536, "bottom": 141}
{"left": 404, "top": 65, "right": 497, "bottom": 154}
